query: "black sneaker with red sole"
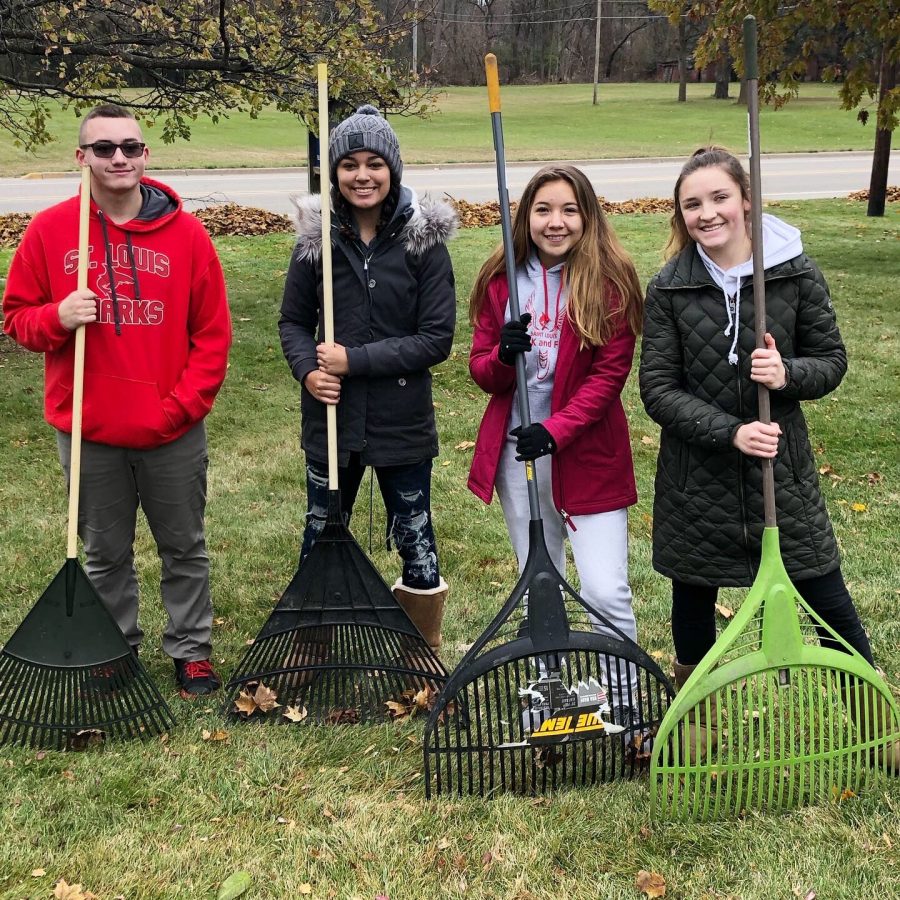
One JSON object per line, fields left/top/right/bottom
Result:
{"left": 174, "top": 658, "right": 222, "bottom": 699}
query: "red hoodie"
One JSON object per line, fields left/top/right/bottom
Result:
{"left": 2, "top": 177, "right": 231, "bottom": 449}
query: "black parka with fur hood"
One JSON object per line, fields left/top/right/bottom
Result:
{"left": 639, "top": 230, "right": 846, "bottom": 587}
{"left": 279, "top": 186, "right": 457, "bottom": 467}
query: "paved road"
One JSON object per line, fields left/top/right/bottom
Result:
{"left": 2, "top": 151, "right": 894, "bottom": 215}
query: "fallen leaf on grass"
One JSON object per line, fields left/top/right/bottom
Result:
{"left": 233, "top": 682, "right": 281, "bottom": 716}
{"left": 217, "top": 869, "right": 253, "bottom": 899}
{"left": 324, "top": 706, "right": 361, "bottom": 724}
{"left": 640, "top": 435, "right": 657, "bottom": 447}
{"left": 714, "top": 603, "right": 734, "bottom": 619}
{"left": 53, "top": 881, "right": 97, "bottom": 900}
{"left": 850, "top": 502, "right": 867, "bottom": 512}
{"left": 831, "top": 785, "right": 856, "bottom": 801}
{"left": 66, "top": 729, "right": 105, "bottom": 751}
{"left": 283, "top": 704, "right": 308, "bottom": 723}
{"left": 454, "top": 440, "right": 476, "bottom": 451}
{"left": 298, "top": 884, "right": 313, "bottom": 895}
{"left": 635, "top": 869, "right": 666, "bottom": 898}
{"left": 31, "top": 868, "right": 46, "bottom": 877}
{"left": 202, "top": 728, "right": 229, "bottom": 742}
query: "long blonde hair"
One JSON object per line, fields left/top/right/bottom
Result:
{"left": 665, "top": 146, "right": 751, "bottom": 259}
{"left": 469, "top": 164, "right": 643, "bottom": 345}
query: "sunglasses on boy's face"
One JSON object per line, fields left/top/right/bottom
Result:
{"left": 79, "top": 140, "right": 146, "bottom": 159}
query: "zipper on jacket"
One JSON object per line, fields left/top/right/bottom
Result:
{"left": 560, "top": 509, "right": 577, "bottom": 532}
{"left": 734, "top": 332, "right": 753, "bottom": 579}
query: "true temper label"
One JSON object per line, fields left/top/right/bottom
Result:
{"left": 529, "top": 709, "right": 609, "bottom": 745}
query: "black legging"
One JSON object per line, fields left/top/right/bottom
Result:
{"left": 671, "top": 567, "right": 874, "bottom": 666}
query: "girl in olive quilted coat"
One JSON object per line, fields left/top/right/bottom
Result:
{"left": 640, "top": 148, "right": 880, "bottom": 733}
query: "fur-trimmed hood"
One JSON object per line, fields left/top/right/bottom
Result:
{"left": 290, "top": 185, "right": 458, "bottom": 263}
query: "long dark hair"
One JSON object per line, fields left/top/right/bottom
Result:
{"left": 666, "top": 146, "right": 751, "bottom": 259}
{"left": 469, "top": 164, "right": 643, "bottom": 345}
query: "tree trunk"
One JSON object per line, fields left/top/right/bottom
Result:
{"left": 677, "top": 16, "right": 687, "bottom": 102}
{"left": 867, "top": 50, "right": 896, "bottom": 217}
{"left": 737, "top": 79, "right": 747, "bottom": 106}
{"left": 714, "top": 46, "right": 731, "bottom": 99}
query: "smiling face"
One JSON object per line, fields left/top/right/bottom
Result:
{"left": 335, "top": 151, "right": 391, "bottom": 213}
{"left": 528, "top": 179, "right": 584, "bottom": 268}
{"left": 677, "top": 164, "right": 752, "bottom": 268}
{"left": 75, "top": 115, "right": 148, "bottom": 200}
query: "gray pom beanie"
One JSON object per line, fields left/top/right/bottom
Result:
{"left": 329, "top": 104, "right": 403, "bottom": 184}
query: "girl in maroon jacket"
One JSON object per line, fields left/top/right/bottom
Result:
{"left": 468, "top": 165, "right": 644, "bottom": 707}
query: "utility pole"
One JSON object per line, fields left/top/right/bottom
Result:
{"left": 592, "top": 0, "right": 602, "bottom": 105}
{"left": 412, "top": 0, "right": 419, "bottom": 76}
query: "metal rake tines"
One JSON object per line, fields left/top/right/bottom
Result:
{"left": 424, "top": 645, "right": 672, "bottom": 797}
{"left": 652, "top": 666, "right": 900, "bottom": 820}
{"left": 0, "top": 651, "right": 175, "bottom": 749}
{"left": 224, "top": 623, "right": 445, "bottom": 724}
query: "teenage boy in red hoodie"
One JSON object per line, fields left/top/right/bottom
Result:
{"left": 2, "top": 104, "right": 232, "bottom": 698}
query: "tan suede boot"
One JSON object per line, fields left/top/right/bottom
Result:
{"left": 392, "top": 578, "right": 448, "bottom": 653}
{"left": 843, "top": 679, "right": 900, "bottom": 774}
{"left": 673, "top": 660, "right": 719, "bottom": 763}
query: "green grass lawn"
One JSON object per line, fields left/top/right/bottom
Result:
{"left": 0, "top": 200, "right": 898, "bottom": 898}
{"left": 0, "top": 82, "right": 876, "bottom": 176}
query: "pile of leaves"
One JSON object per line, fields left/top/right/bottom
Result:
{"left": 193, "top": 203, "right": 293, "bottom": 236}
{"left": 449, "top": 195, "right": 673, "bottom": 228}
{"left": 0, "top": 212, "right": 32, "bottom": 247}
{"left": 848, "top": 185, "right": 900, "bottom": 203}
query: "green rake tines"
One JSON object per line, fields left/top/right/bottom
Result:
{"left": 650, "top": 529, "right": 900, "bottom": 820}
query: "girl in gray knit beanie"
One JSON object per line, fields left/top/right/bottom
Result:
{"left": 280, "top": 102, "right": 459, "bottom": 653}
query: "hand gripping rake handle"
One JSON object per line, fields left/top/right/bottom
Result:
{"left": 485, "top": 53, "right": 541, "bottom": 523}
{"left": 744, "top": 16, "right": 776, "bottom": 529}
{"left": 317, "top": 63, "right": 339, "bottom": 489}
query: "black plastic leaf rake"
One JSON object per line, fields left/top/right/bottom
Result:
{"left": 422, "top": 55, "right": 673, "bottom": 797}
{"left": 0, "top": 168, "right": 175, "bottom": 749}
{"left": 648, "top": 17, "right": 900, "bottom": 821}
{"left": 222, "top": 64, "right": 447, "bottom": 725}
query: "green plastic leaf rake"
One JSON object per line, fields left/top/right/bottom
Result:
{"left": 650, "top": 16, "right": 899, "bottom": 820}
{"left": 650, "top": 527, "right": 900, "bottom": 820}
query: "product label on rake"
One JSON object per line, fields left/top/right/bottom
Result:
{"left": 518, "top": 673, "right": 624, "bottom": 745}
{"left": 529, "top": 709, "right": 610, "bottom": 744}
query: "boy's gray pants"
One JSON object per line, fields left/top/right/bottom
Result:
{"left": 57, "top": 422, "right": 212, "bottom": 661}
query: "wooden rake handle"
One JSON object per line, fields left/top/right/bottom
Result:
{"left": 744, "top": 15, "right": 777, "bottom": 528}
{"left": 66, "top": 166, "right": 92, "bottom": 560}
{"left": 317, "top": 63, "right": 339, "bottom": 490}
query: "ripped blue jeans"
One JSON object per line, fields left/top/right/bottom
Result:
{"left": 300, "top": 454, "right": 440, "bottom": 590}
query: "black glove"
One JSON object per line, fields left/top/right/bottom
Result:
{"left": 510, "top": 423, "right": 557, "bottom": 461}
{"left": 498, "top": 313, "right": 532, "bottom": 366}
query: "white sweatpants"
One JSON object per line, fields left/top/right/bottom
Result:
{"left": 495, "top": 443, "right": 638, "bottom": 706}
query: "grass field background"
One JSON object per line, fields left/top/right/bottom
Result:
{"left": 0, "top": 199, "right": 898, "bottom": 898}
{"left": 0, "top": 83, "right": 876, "bottom": 177}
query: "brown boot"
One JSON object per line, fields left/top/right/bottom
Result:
{"left": 673, "top": 660, "right": 719, "bottom": 763}
{"left": 843, "top": 679, "right": 900, "bottom": 774}
{"left": 392, "top": 578, "right": 448, "bottom": 653}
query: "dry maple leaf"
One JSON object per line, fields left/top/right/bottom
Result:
{"left": 202, "top": 728, "right": 229, "bottom": 742}
{"left": 635, "top": 869, "right": 667, "bottom": 898}
{"left": 454, "top": 440, "right": 476, "bottom": 451}
{"left": 283, "top": 705, "right": 308, "bottom": 723}
{"left": 714, "top": 603, "right": 734, "bottom": 619}
{"left": 233, "top": 689, "right": 259, "bottom": 716}
{"left": 253, "top": 682, "right": 281, "bottom": 712}
{"left": 385, "top": 699, "right": 412, "bottom": 720}
{"left": 53, "top": 881, "right": 98, "bottom": 900}
{"left": 324, "top": 707, "right": 360, "bottom": 725}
